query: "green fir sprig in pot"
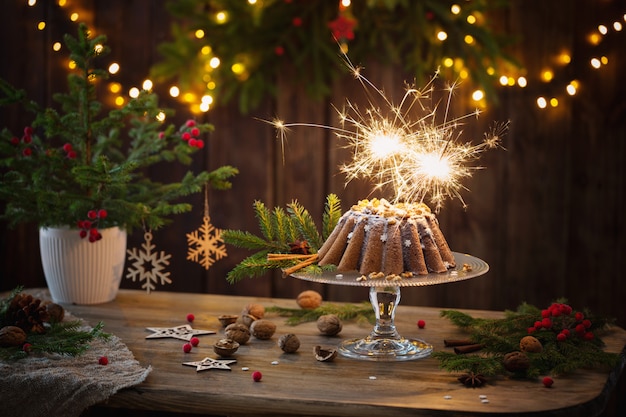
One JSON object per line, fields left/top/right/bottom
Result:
{"left": 0, "top": 23, "right": 237, "bottom": 239}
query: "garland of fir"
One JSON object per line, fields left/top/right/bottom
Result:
{"left": 222, "top": 193, "right": 342, "bottom": 283}
{"left": 153, "top": 0, "right": 518, "bottom": 113}
{"left": 433, "top": 300, "right": 621, "bottom": 380}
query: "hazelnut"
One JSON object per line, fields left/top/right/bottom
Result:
{"left": 317, "top": 314, "right": 342, "bottom": 336}
{"left": 237, "top": 314, "right": 258, "bottom": 328}
{"left": 503, "top": 351, "right": 530, "bottom": 372}
{"left": 224, "top": 323, "right": 251, "bottom": 344}
{"left": 213, "top": 338, "right": 240, "bottom": 357}
{"left": 250, "top": 319, "right": 277, "bottom": 340}
{"left": 278, "top": 333, "right": 301, "bottom": 353}
{"left": 314, "top": 345, "right": 337, "bottom": 362}
{"left": 218, "top": 314, "right": 238, "bottom": 327}
{"left": 296, "top": 290, "right": 322, "bottom": 309}
{"left": 519, "top": 335, "right": 543, "bottom": 353}
{"left": 0, "top": 326, "right": 27, "bottom": 347}
{"left": 45, "top": 303, "right": 65, "bottom": 323}
{"left": 242, "top": 303, "right": 265, "bottom": 319}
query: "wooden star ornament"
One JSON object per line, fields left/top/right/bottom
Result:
{"left": 145, "top": 324, "right": 215, "bottom": 341}
{"left": 183, "top": 357, "right": 237, "bottom": 372}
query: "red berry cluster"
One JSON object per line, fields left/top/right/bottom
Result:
{"left": 527, "top": 302, "right": 594, "bottom": 341}
{"left": 180, "top": 119, "right": 204, "bottom": 149}
{"left": 77, "top": 209, "right": 108, "bottom": 242}
{"left": 10, "top": 126, "right": 35, "bottom": 156}
{"left": 62, "top": 142, "right": 77, "bottom": 159}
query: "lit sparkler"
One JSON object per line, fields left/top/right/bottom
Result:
{"left": 271, "top": 58, "right": 507, "bottom": 211}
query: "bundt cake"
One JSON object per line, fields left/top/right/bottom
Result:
{"left": 317, "top": 199, "right": 455, "bottom": 276}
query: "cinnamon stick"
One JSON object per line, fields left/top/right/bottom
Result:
{"left": 453, "top": 344, "right": 485, "bottom": 354}
{"left": 443, "top": 339, "right": 474, "bottom": 347}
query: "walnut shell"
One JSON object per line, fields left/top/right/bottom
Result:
{"left": 0, "top": 326, "right": 27, "bottom": 347}
{"left": 224, "top": 323, "right": 251, "bottom": 344}
{"left": 217, "top": 315, "right": 238, "bottom": 327}
{"left": 213, "top": 338, "right": 240, "bottom": 357}
{"left": 237, "top": 314, "right": 258, "bottom": 328}
{"left": 278, "top": 333, "right": 301, "bottom": 353}
{"left": 314, "top": 345, "right": 337, "bottom": 362}
{"left": 250, "top": 319, "right": 277, "bottom": 340}
{"left": 503, "top": 351, "right": 530, "bottom": 372}
{"left": 296, "top": 290, "right": 322, "bottom": 309}
{"left": 317, "top": 314, "right": 342, "bottom": 336}
{"left": 519, "top": 335, "right": 543, "bottom": 353}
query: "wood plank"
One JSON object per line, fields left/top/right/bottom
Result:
{"left": 47, "top": 289, "right": 625, "bottom": 417}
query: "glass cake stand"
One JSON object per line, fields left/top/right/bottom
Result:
{"left": 292, "top": 252, "right": 488, "bottom": 361}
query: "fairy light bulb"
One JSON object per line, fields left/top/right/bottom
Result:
{"left": 68, "top": 60, "right": 77, "bottom": 69}
{"left": 129, "top": 87, "right": 140, "bottom": 98}
{"left": 195, "top": 29, "right": 205, "bottom": 39}
{"left": 550, "top": 98, "right": 559, "bottom": 107}
{"left": 156, "top": 111, "right": 166, "bottom": 122}
{"left": 472, "top": 89, "right": 484, "bottom": 101}
{"left": 558, "top": 51, "right": 571, "bottom": 65}
{"left": 58, "top": 0, "right": 67, "bottom": 6}
{"left": 142, "top": 79, "right": 153, "bottom": 91}
{"left": 231, "top": 63, "right": 245, "bottom": 75}
{"left": 517, "top": 76, "right": 527, "bottom": 88}
{"left": 341, "top": 0, "right": 351, "bottom": 7}
{"left": 209, "top": 57, "right": 220, "bottom": 68}
{"left": 499, "top": 75, "right": 508, "bottom": 86}
{"left": 598, "top": 24, "right": 608, "bottom": 35}
{"left": 590, "top": 58, "right": 601, "bottom": 69}
{"left": 94, "top": 44, "right": 104, "bottom": 54}
{"left": 437, "top": 31, "right": 448, "bottom": 41}
{"left": 467, "top": 15, "right": 476, "bottom": 24}
{"left": 588, "top": 32, "right": 601, "bottom": 45}
{"left": 600, "top": 56, "right": 608, "bottom": 65}
{"left": 443, "top": 57, "right": 454, "bottom": 68}
{"left": 108, "top": 82, "right": 121, "bottom": 93}
{"left": 536, "top": 97, "right": 547, "bottom": 109}
{"left": 169, "top": 86, "right": 180, "bottom": 97}
{"left": 541, "top": 69, "right": 553, "bottom": 82}
{"left": 28, "top": 0, "right": 36, "bottom": 6}
{"left": 614, "top": 21, "right": 623, "bottom": 31}
{"left": 37, "top": 21, "right": 46, "bottom": 30}
{"left": 108, "top": 62, "right": 120, "bottom": 74}
{"left": 115, "top": 96, "right": 125, "bottom": 107}
{"left": 216, "top": 11, "right": 228, "bottom": 23}
{"left": 70, "top": 13, "right": 79, "bottom": 22}
{"left": 52, "top": 42, "right": 62, "bottom": 51}
{"left": 464, "top": 35, "right": 474, "bottom": 45}
{"left": 451, "top": 4, "right": 461, "bottom": 14}
{"left": 566, "top": 82, "right": 577, "bottom": 96}
{"left": 248, "top": 0, "right": 257, "bottom": 4}
{"left": 201, "top": 46, "right": 211, "bottom": 55}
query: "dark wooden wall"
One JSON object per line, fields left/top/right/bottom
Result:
{"left": 1, "top": 0, "right": 625, "bottom": 327}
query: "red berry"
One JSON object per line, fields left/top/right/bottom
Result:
{"left": 561, "top": 328, "right": 570, "bottom": 337}
{"left": 541, "top": 318, "right": 552, "bottom": 329}
{"left": 417, "top": 320, "right": 426, "bottom": 329}
{"left": 24, "top": 126, "right": 34, "bottom": 136}
{"left": 252, "top": 371, "right": 262, "bottom": 382}
{"left": 274, "top": 46, "right": 285, "bottom": 56}
{"left": 575, "top": 324, "right": 586, "bottom": 334}
{"left": 79, "top": 230, "right": 88, "bottom": 239}
{"left": 292, "top": 17, "right": 302, "bottom": 26}
{"left": 575, "top": 312, "right": 584, "bottom": 321}
{"left": 98, "top": 209, "right": 108, "bottom": 219}
{"left": 22, "top": 148, "right": 32, "bottom": 156}
{"left": 67, "top": 150, "right": 77, "bottom": 159}
{"left": 183, "top": 343, "right": 192, "bottom": 353}
{"left": 88, "top": 210, "right": 98, "bottom": 219}
{"left": 556, "top": 332, "right": 567, "bottom": 342}
{"left": 22, "top": 343, "right": 32, "bottom": 352}
{"left": 89, "top": 227, "right": 99, "bottom": 236}
{"left": 22, "top": 134, "right": 32, "bottom": 144}
{"left": 10, "top": 136, "right": 20, "bottom": 145}
{"left": 534, "top": 320, "right": 543, "bottom": 329}
{"left": 541, "top": 309, "right": 550, "bottom": 318}
{"left": 190, "top": 337, "right": 200, "bottom": 347}
{"left": 561, "top": 304, "right": 572, "bottom": 315}
{"left": 63, "top": 143, "right": 73, "bottom": 152}
{"left": 182, "top": 132, "right": 191, "bottom": 141}
{"left": 542, "top": 376, "right": 553, "bottom": 387}
{"left": 98, "top": 356, "right": 109, "bottom": 365}
{"left": 185, "top": 119, "right": 196, "bottom": 128}
{"left": 158, "top": 132, "right": 165, "bottom": 139}
{"left": 186, "top": 313, "right": 195, "bottom": 322}
{"left": 191, "top": 127, "right": 200, "bottom": 136}
{"left": 582, "top": 319, "right": 592, "bottom": 328}
{"left": 188, "top": 138, "right": 198, "bottom": 147}
{"left": 527, "top": 327, "right": 536, "bottom": 334}
{"left": 195, "top": 139, "right": 205, "bottom": 149}
{"left": 583, "top": 331, "right": 594, "bottom": 341}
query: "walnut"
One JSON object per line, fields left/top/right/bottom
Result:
{"left": 0, "top": 326, "right": 27, "bottom": 347}
{"left": 314, "top": 345, "right": 337, "bottom": 362}
{"left": 45, "top": 303, "right": 65, "bottom": 323}
{"left": 250, "top": 319, "right": 277, "bottom": 340}
{"left": 317, "top": 314, "right": 342, "bottom": 336}
{"left": 296, "top": 290, "right": 322, "bottom": 309}
{"left": 503, "top": 351, "right": 530, "bottom": 372}
{"left": 224, "top": 323, "right": 251, "bottom": 344}
{"left": 519, "top": 335, "right": 543, "bottom": 353}
{"left": 278, "top": 333, "right": 301, "bottom": 353}
{"left": 213, "top": 338, "right": 240, "bottom": 357}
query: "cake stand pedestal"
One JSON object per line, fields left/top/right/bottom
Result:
{"left": 292, "top": 252, "right": 488, "bottom": 361}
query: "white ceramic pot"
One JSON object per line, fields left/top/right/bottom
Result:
{"left": 39, "top": 226, "right": 127, "bottom": 304}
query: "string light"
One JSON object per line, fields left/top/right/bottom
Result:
{"left": 108, "top": 62, "right": 120, "bottom": 74}
{"left": 129, "top": 87, "right": 140, "bottom": 98}
{"left": 37, "top": 21, "right": 46, "bottom": 30}
{"left": 142, "top": 79, "right": 153, "bottom": 91}
{"left": 169, "top": 86, "right": 180, "bottom": 97}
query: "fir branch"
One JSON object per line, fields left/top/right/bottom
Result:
{"left": 287, "top": 200, "right": 323, "bottom": 251}
{"left": 267, "top": 302, "right": 375, "bottom": 325}
{"left": 322, "top": 193, "right": 342, "bottom": 241}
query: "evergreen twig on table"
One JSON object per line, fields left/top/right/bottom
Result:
{"left": 267, "top": 302, "right": 375, "bottom": 325}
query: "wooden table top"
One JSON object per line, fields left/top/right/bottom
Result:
{"left": 61, "top": 289, "right": 625, "bottom": 417}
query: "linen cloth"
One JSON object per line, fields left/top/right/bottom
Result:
{"left": 0, "top": 301, "right": 151, "bottom": 417}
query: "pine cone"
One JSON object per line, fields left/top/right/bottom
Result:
{"left": 6, "top": 293, "right": 49, "bottom": 334}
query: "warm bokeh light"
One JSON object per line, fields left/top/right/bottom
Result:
{"left": 108, "top": 82, "right": 122, "bottom": 93}
{"left": 541, "top": 69, "right": 554, "bottom": 82}
{"left": 472, "top": 89, "right": 484, "bottom": 101}
{"left": 451, "top": 4, "right": 461, "bottom": 15}
{"left": 156, "top": 111, "right": 166, "bottom": 122}
{"left": 437, "top": 31, "right": 448, "bottom": 41}
{"left": 209, "top": 57, "right": 220, "bottom": 68}
{"left": 52, "top": 42, "right": 62, "bottom": 51}
{"left": 550, "top": 97, "right": 558, "bottom": 107}
{"left": 142, "top": 79, "right": 153, "bottom": 91}
{"left": 536, "top": 97, "right": 547, "bottom": 109}
{"left": 70, "top": 12, "right": 79, "bottom": 21}
{"left": 517, "top": 76, "right": 527, "bottom": 88}
{"left": 195, "top": 29, "right": 204, "bottom": 39}
{"left": 37, "top": 21, "right": 46, "bottom": 30}
{"left": 169, "top": 86, "right": 180, "bottom": 97}
{"left": 129, "top": 87, "right": 140, "bottom": 98}
{"left": 467, "top": 15, "right": 476, "bottom": 24}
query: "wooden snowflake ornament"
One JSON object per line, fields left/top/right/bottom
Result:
{"left": 187, "top": 188, "right": 227, "bottom": 269}
{"left": 126, "top": 231, "right": 172, "bottom": 293}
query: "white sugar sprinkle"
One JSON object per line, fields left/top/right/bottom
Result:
{"left": 336, "top": 274, "right": 344, "bottom": 279}
{"left": 481, "top": 399, "right": 490, "bottom": 404}
{"left": 271, "top": 360, "right": 279, "bottom": 365}
{"left": 443, "top": 395, "right": 452, "bottom": 400}
{"left": 241, "top": 367, "right": 249, "bottom": 371}
{"left": 479, "top": 395, "right": 487, "bottom": 399}
{"left": 368, "top": 376, "right": 377, "bottom": 380}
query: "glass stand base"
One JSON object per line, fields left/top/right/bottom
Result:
{"left": 339, "top": 335, "right": 433, "bottom": 361}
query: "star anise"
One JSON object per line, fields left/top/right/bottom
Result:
{"left": 288, "top": 240, "right": 310, "bottom": 255}
{"left": 458, "top": 372, "right": 487, "bottom": 387}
